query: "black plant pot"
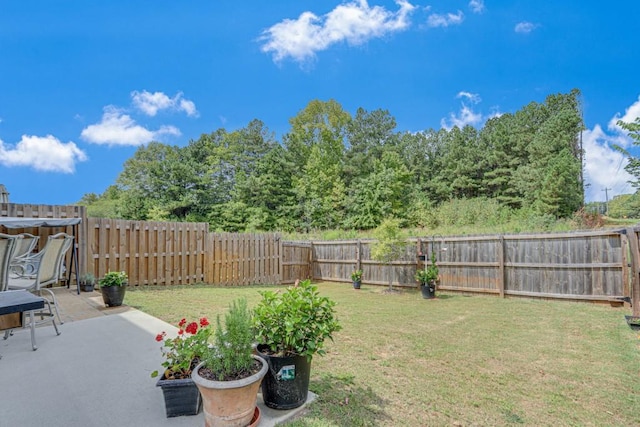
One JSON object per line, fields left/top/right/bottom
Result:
{"left": 156, "top": 375, "right": 202, "bottom": 417}
{"left": 81, "top": 283, "right": 95, "bottom": 292}
{"left": 101, "top": 285, "right": 127, "bottom": 307}
{"left": 256, "top": 344, "right": 312, "bottom": 410}
{"left": 353, "top": 280, "right": 361, "bottom": 290}
{"left": 625, "top": 315, "right": 640, "bottom": 331}
{"left": 420, "top": 282, "right": 436, "bottom": 299}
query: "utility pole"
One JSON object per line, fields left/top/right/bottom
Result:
{"left": 602, "top": 187, "right": 612, "bottom": 215}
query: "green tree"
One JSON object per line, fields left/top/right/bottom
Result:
{"left": 615, "top": 117, "right": 640, "bottom": 188}
{"left": 370, "top": 218, "right": 408, "bottom": 292}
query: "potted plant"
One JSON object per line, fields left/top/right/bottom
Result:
{"left": 79, "top": 273, "right": 96, "bottom": 292}
{"left": 151, "top": 317, "right": 213, "bottom": 417}
{"left": 253, "top": 280, "right": 341, "bottom": 410}
{"left": 415, "top": 252, "right": 439, "bottom": 299}
{"left": 98, "top": 270, "right": 128, "bottom": 307}
{"left": 351, "top": 269, "right": 363, "bottom": 289}
{"left": 192, "top": 298, "right": 267, "bottom": 427}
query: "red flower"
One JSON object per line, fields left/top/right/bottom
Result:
{"left": 178, "top": 329, "right": 184, "bottom": 335}
{"left": 155, "top": 332, "right": 165, "bottom": 342}
{"left": 178, "top": 318, "right": 186, "bottom": 327}
{"left": 199, "top": 317, "right": 209, "bottom": 327}
{"left": 185, "top": 322, "right": 198, "bottom": 335}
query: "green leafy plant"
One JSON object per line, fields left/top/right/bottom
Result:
{"left": 253, "top": 280, "right": 342, "bottom": 360}
{"left": 80, "top": 273, "right": 96, "bottom": 285}
{"left": 151, "top": 316, "right": 213, "bottom": 379}
{"left": 371, "top": 218, "right": 408, "bottom": 291}
{"left": 415, "top": 252, "right": 439, "bottom": 284}
{"left": 98, "top": 270, "right": 128, "bottom": 287}
{"left": 351, "top": 269, "right": 363, "bottom": 282}
{"left": 199, "top": 298, "right": 255, "bottom": 381}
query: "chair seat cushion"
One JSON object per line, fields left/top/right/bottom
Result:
{"left": 7, "top": 277, "right": 36, "bottom": 291}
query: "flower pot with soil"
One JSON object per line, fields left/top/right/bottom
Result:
{"left": 253, "top": 280, "right": 341, "bottom": 410}
{"left": 192, "top": 298, "right": 267, "bottom": 427}
{"left": 99, "top": 271, "right": 128, "bottom": 307}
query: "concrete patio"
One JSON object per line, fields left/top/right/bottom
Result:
{"left": 0, "top": 287, "right": 314, "bottom": 427}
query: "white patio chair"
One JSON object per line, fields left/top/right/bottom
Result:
{"left": 7, "top": 232, "right": 73, "bottom": 327}
{"left": 9, "top": 233, "right": 39, "bottom": 277}
{"left": 0, "top": 233, "right": 19, "bottom": 292}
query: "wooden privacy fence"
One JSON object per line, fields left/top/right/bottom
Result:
{"left": 1, "top": 203, "right": 639, "bottom": 310}
{"left": 309, "top": 229, "right": 632, "bottom": 305}
{"left": 87, "top": 219, "right": 284, "bottom": 286}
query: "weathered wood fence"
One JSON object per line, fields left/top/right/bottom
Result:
{"left": 1, "top": 203, "right": 639, "bottom": 311}
{"left": 311, "top": 231, "right": 629, "bottom": 305}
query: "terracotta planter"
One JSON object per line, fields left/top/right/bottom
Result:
{"left": 192, "top": 355, "right": 267, "bottom": 427}
{"left": 100, "top": 285, "right": 127, "bottom": 307}
{"left": 156, "top": 375, "right": 202, "bottom": 417}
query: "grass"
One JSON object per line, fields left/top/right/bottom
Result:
{"left": 126, "top": 283, "right": 640, "bottom": 426}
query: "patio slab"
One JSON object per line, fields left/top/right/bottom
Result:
{"left": 0, "top": 288, "right": 315, "bottom": 426}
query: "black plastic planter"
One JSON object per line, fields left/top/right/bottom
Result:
{"left": 420, "top": 282, "right": 436, "bottom": 299}
{"left": 625, "top": 315, "right": 640, "bottom": 331}
{"left": 101, "top": 285, "right": 127, "bottom": 307}
{"left": 256, "top": 344, "right": 312, "bottom": 410}
{"left": 353, "top": 280, "right": 361, "bottom": 290}
{"left": 156, "top": 376, "right": 202, "bottom": 417}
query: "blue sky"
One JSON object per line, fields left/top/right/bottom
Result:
{"left": 1, "top": 1, "right": 639, "bottom": 206}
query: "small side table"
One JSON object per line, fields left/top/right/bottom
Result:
{"left": 0, "top": 290, "right": 46, "bottom": 354}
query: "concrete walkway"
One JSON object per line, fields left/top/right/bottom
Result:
{"left": 0, "top": 287, "right": 314, "bottom": 426}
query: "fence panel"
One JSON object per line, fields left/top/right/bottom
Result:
{"left": 282, "top": 241, "right": 312, "bottom": 284}
{"left": 205, "top": 232, "right": 281, "bottom": 285}
{"left": 86, "top": 218, "right": 208, "bottom": 286}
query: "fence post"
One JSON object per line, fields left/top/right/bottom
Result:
{"left": 498, "top": 235, "right": 505, "bottom": 298}
{"left": 621, "top": 232, "right": 630, "bottom": 302}
{"left": 278, "top": 234, "right": 283, "bottom": 285}
{"left": 356, "top": 239, "right": 362, "bottom": 272}
{"left": 626, "top": 229, "right": 640, "bottom": 316}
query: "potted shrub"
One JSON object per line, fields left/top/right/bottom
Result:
{"left": 253, "top": 280, "right": 341, "bottom": 410}
{"left": 192, "top": 298, "right": 267, "bottom": 427}
{"left": 98, "top": 271, "right": 128, "bottom": 307}
{"left": 351, "top": 269, "right": 363, "bottom": 289}
{"left": 415, "top": 252, "right": 439, "bottom": 299}
{"left": 151, "top": 317, "right": 213, "bottom": 417}
{"left": 79, "top": 273, "right": 96, "bottom": 292}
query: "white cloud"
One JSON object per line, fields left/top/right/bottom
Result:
{"left": 441, "top": 91, "right": 489, "bottom": 129}
{"left": 0, "top": 135, "right": 87, "bottom": 173}
{"left": 80, "top": 106, "right": 180, "bottom": 147}
{"left": 457, "top": 91, "right": 481, "bottom": 104}
{"left": 427, "top": 10, "right": 464, "bottom": 28}
{"left": 514, "top": 21, "right": 538, "bottom": 34}
{"left": 441, "top": 104, "right": 483, "bottom": 130}
{"left": 131, "top": 90, "right": 199, "bottom": 117}
{"left": 583, "top": 124, "right": 634, "bottom": 202}
{"left": 469, "top": 0, "right": 485, "bottom": 14}
{"left": 607, "top": 95, "right": 640, "bottom": 138}
{"left": 260, "top": 0, "right": 416, "bottom": 64}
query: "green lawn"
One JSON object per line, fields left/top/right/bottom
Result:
{"left": 126, "top": 283, "right": 640, "bottom": 426}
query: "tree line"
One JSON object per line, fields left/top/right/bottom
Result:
{"left": 80, "top": 89, "right": 585, "bottom": 232}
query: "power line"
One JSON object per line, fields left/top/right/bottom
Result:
{"left": 602, "top": 187, "right": 612, "bottom": 214}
